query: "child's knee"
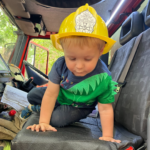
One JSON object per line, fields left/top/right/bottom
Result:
{"left": 27, "top": 87, "right": 46, "bottom": 105}
{"left": 27, "top": 88, "right": 38, "bottom": 104}
{"left": 50, "top": 115, "right": 67, "bottom": 127}
{"left": 27, "top": 90, "right": 34, "bottom": 104}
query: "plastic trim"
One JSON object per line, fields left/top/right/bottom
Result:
{"left": 119, "top": 11, "right": 144, "bottom": 45}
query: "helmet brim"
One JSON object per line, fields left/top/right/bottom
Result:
{"left": 51, "top": 32, "right": 116, "bottom": 55}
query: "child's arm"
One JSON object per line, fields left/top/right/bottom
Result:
{"left": 98, "top": 102, "right": 121, "bottom": 143}
{"left": 26, "top": 80, "right": 59, "bottom": 132}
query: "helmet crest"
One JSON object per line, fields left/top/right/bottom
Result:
{"left": 75, "top": 10, "right": 96, "bottom": 33}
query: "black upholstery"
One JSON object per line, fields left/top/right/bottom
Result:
{"left": 145, "top": 0, "right": 150, "bottom": 27}
{"left": 119, "top": 11, "right": 144, "bottom": 45}
{"left": 11, "top": 113, "right": 143, "bottom": 150}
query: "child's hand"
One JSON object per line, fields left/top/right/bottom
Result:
{"left": 26, "top": 123, "right": 57, "bottom": 132}
{"left": 99, "top": 136, "right": 121, "bottom": 143}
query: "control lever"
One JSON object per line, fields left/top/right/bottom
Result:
{"left": 22, "top": 77, "right": 34, "bottom": 88}
{"left": 14, "top": 72, "right": 21, "bottom": 75}
{"left": 13, "top": 77, "right": 35, "bottom": 92}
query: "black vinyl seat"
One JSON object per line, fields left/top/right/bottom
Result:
{"left": 11, "top": 113, "right": 143, "bottom": 150}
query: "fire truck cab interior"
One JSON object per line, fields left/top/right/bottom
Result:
{"left": 0, "top": 0, "right": 150, "bottom": 150}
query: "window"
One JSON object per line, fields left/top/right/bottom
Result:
{"left": 25, "top": 39, "right": 64, "bottom": 78}
{"left": 0, "top": 8, "right": 17, "bottom": 63}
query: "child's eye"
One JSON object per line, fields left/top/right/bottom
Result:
{"left": 85, "top": 58, "right": 92, "bottom": 61}
{"left": 69, "top": 58, "right": 76, "bottom": 61}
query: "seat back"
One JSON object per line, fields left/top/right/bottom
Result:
{"left": 114, "top": 28, "right": 150, "bottom": 140}
{"left": 114, "top": 2, "right": 150, "bottom": 140}
{"left": 109, "top": 11, "right": 144, "bottom": 82}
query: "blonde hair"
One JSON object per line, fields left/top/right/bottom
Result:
{"left": 59, "top": 36, "right": 105, "bottom": 51}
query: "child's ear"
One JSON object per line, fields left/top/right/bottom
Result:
{"left": 99, "top": 46, "right": 105, "bottom": 56}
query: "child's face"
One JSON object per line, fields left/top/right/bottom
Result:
{"left": 64, "top": 45, "right": 104, "bottom": 77}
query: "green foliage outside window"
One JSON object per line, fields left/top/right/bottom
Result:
{"left": 0, "top": 9, "right": 17, "bottom": 63}
{"left": 29, "top": 39, "right": 64, "bottom": 74}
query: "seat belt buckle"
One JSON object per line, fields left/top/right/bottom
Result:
{"left": 116, "top": 81, "right": 127, "bottom": 93}
{"left": 116, "top": 86, "right": 120, "bottom": 93}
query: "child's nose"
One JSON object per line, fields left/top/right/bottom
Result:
{"left": 76, "top": 61, "right": 84, "bottom": 69}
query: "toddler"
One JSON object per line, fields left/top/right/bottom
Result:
{"left": 21, "top": 3, "right": 120, "bottom": 143}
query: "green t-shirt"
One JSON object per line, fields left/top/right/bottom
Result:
{"left": 48, "top": 57, "right": 117, "bottom": 107}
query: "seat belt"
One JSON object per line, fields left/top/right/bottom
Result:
{"left": 114, "top": 32, "right": 143, "bottom": 109}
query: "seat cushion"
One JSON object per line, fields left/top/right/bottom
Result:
{"left": 11, "top": 113, "right": 143, "bottom": 150}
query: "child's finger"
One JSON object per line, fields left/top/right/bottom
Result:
{"left": 26, "top": 126, "right": 32, "bottom": 129}
{"left": 49, "top": 126, "right": 57, "bottom": 132}
{"left": 111, "top": 139, "right": 116, "bottom": 142}
{"left": 111, "top": 139, "right": 121, "bottom": 143}
{"left": 26, "top": 125, "right": 35, "bottom": 130}
{"left": 31, "top": 124, "right": 36, "bottom": 131}
{"left": 35, "top": 124, "right": 40, "bottom": 132}
{"left": 40, "top": 125, "right": 46, "bottom": 132}
{"left": 115, "top": 140, "right": 121, "bottom": 143}
{"left": 99, "top": 137, "right": 105, "bottom": 140}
